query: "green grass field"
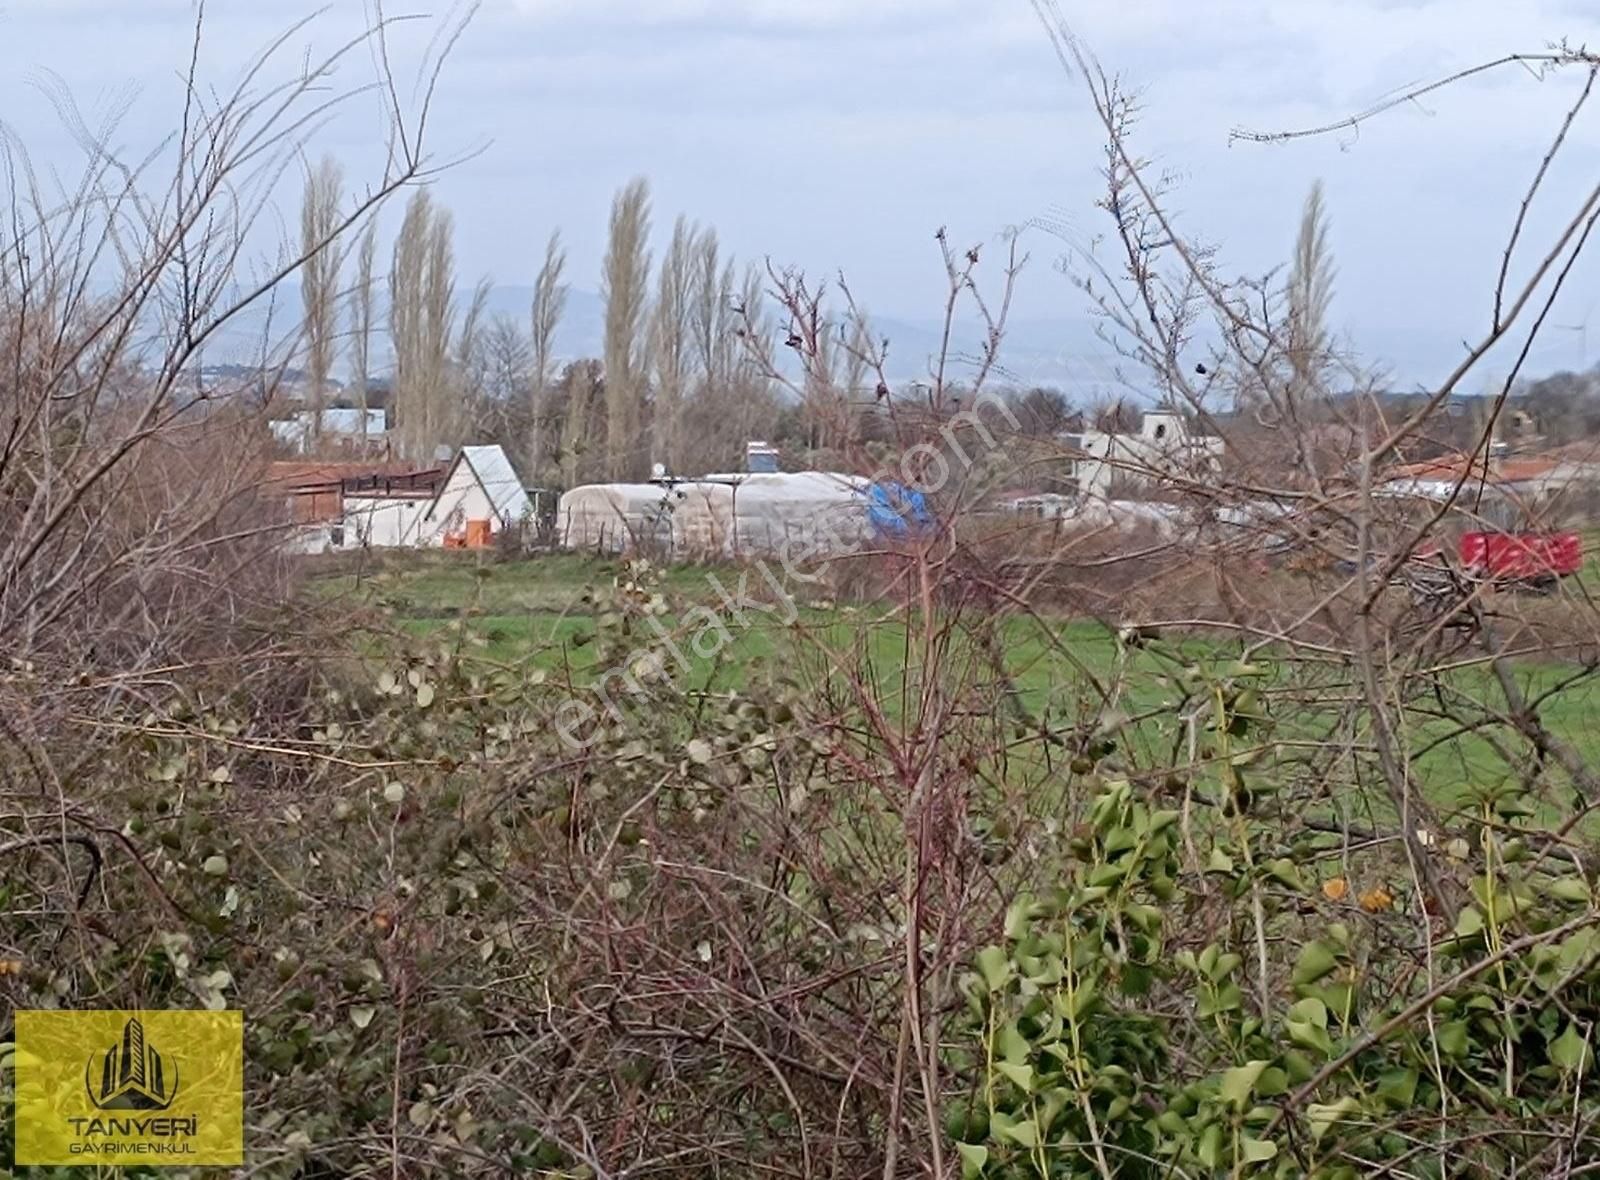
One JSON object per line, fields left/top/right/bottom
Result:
{"left": 315, "top": 551, "right": 1600, "bottom": 822}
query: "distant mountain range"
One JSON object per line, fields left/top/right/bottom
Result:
{"left": 187, "top": 283, "right": 1131, "bottom": 394}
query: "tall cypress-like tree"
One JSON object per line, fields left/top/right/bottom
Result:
{"left": 1286, "top": 180, "right": 1336, "bottom": 402}
{"left": 651, "top": 216, "right": 695, "bottom": 474}
{"left": 300, "top": 156, "right": 343, "bottom": 447}
{"left": 601, "top": 177, "right": 652, "bottom": 481}
{"left": 530, "top": 230, "right": 569, "bottom": 484}
{"left": 349, "top": 222, "right": 378, "bottom": 446}
{"left": 390, "top": 190, "right": 457, "bottom": 461}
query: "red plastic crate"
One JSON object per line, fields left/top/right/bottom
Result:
{"left": 1459, "top": 531, "right": 1581, "bottom": 581}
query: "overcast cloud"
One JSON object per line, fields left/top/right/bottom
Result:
{"left": 5, "top": 0, "right": 1600, "bottom": 388}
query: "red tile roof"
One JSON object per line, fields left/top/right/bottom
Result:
{"left": 1386, "top": 455, "right": 1557, "bottom": 484}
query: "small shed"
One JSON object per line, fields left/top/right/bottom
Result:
{"left": 344, "top": 488, "right": 436, "bottom": 548}
{"left": 423, "top": 445, "right": 534, "bottom": 547}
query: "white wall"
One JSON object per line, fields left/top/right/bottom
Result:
{"left": 343, "top": 497, "right": 431, "bottom": 549}
{"left": 427, "top": 463, "right": 502, "bottom": 544}
{"left": 1075, "top": 419, "right": 1223, "bottom": 498}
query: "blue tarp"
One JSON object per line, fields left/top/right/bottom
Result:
{"left": 866, "top": 481, "right": 935, "bottom": 540}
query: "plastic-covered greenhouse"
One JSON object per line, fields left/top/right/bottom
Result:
{"left": 558, "top": 472, "right": 873, "bottom": 559}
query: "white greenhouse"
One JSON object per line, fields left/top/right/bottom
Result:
{"left": 558, "top": 471, "right": 873, "bottom": 560}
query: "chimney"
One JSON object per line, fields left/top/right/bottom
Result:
{"left": 746, "top": 441, "right": 779, "bottom": 474}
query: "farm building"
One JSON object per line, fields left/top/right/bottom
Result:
{"left": 1380, "top": 456, "right": 1561, "bottom": 505}
{"left": 342, "top": 470, "right": 446, "bottom": 548}
{"left": 266, "top": 445, "right": 533, "bottom": 553}
{"left": 557, "top": 483, "right": 678, "bottom": 553}
{"left": 1375, "top": 451, "right": 1600, "bottom": 533}
{"left": 263, "top": 461, "right": 444, "bottom": 553}
{"left": 270, "top": 408, "right": 388, "bottom": 455}
{"left": 1063, "top": 409, "right": 1224, "bottom": 499}
{"left": 559, "top": 470, "right": 873, "bottom": 559}
{"left": 421, "top": 445, "right": 536, "bottom": 547}
{"left": 1002, "top": 492, "right": 1080, "bottom": 519}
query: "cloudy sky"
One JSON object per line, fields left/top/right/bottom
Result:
{"left": 5, "top": 0, "right": 1600, "bottom": 388}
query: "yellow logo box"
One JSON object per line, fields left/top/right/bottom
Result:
{"left": 12, "top": 1009, "right": 244, "bottom": 1166}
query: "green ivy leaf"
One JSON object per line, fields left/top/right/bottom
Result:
{"left": 1220, "top": 1061, "right": 1270, "bottom": 1108}
{"left": 1436, "top": 1021, "right": 1469, "bottom": 1059}
{"left": 996, "top": 1023, "right": 1030, "bottom": 1065}
{"left": 1286, "top": 998, "right": 1333, "bottom": 1057}
{"left": 1561, "top": 928, "right": 1600, "bottom": 975}
{"left": 1263, "top": 859, "right": 1304, "bottom": 891}
{"left": 1003, "top": 897, "right": 1035, "bottom": 940}
{"left": 990, "top": 1110, "right": 1040, "bottom": 1148}
{"left": 955, "top": 1143, "right": 988, "bottom": 1178}
{"left": 1254, "top": 1066, "right": 1289, "bottom": 1098}
{"left": 1376, "top": 1068, "right": 1418, "bottom": 1107}
{"left": 1280, "top": 1050, "right": 1315, "bottom": 1084}
{"left": 1306, "top": 1097, "right": 1361, "bottom": 1142}
{"left": 1148, "top": 809, "right": 1181, "bottom": 834}
{"left": 1292, "top": 941, "right": 1339, "bottom": 986}
{"left": 996, "top": 1061, "right": 1034, "bottom": 1093}
{"left": 976, "top": 946, "right": 1011, "bottom": 993}
{"left": 1546, "top": 877, "right": 1592, "bottom": 904}
{"left": 1240, "top": 1136, "right": 1278, "bottom": 1163}
{"left": 1551, "top": 1023, "right": 1594, "bottom": 1073}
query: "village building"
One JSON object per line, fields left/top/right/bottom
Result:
{"left": 422, "top": 445, "right": 537, "bottom": 548}
{"left": 1064, "top": 409, "right": 1225, "bottom": 499}
{"left": 270, "top": 408, "right": 389, "bottom": 456}
{"left": 265, "top": 444, "right": 534, "bottom": 554}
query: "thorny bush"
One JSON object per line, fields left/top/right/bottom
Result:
{"left": 6, "top": 556, "right": 1600, "bottom": 1177}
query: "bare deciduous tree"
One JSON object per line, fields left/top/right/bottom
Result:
{"left": 725, "top": 259, "right": 777, "bottom": 461}
{"left": 483, "top": 314, "right": 531, "bottom": 401}
{"left": 690, "top": 227, "right": 737, "bottom": 395}
{"left": 0, "top": 2, "right": 464, "bottom": 669}
{"left": 601, "top": 176, "right": 652, "bottom": 480}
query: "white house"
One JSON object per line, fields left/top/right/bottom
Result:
{"left": 270, "top": 408, "right": 387, "bottom": 454}
{"left": 1070, "top": 410, "right": 1224, "bottom": 499}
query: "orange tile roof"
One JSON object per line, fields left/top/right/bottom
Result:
{"left": 1386, "top": 455, "right": 1557, "bottom": 484}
